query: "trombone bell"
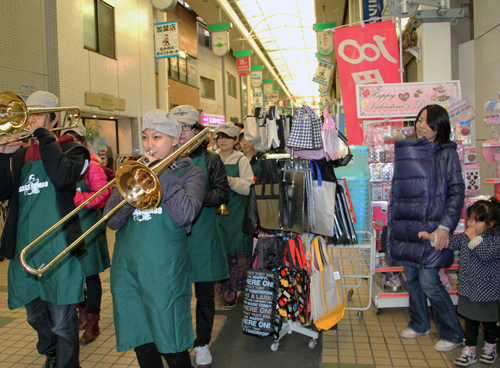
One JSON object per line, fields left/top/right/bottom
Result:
{"left": 115, "top": 161, "right": 162, "bottom": 210}
{"left": 216, "top": 204, "right": 230, "bottom": 216}
{"left": 0, "top": 91, "right": 28, "bottom": 135}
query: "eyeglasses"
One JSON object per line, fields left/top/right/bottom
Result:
{"left": 181, "top": 125, "right": 195, "bottom": 131}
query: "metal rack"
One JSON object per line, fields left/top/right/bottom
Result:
{"left": 328, "top": 230, "right": 375, "bottom": 320}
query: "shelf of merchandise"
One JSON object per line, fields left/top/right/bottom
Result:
{"left": 482, "top": 142, "right": 500, "bottom": 148}
{"left": 485, "top": 178, "right": 500, "bottom": 184}
{"left": 372, "top": 282, "right": 458, "bottom": 313}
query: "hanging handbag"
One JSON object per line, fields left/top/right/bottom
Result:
{"left": 331, "top": 131, "right": 353, "bottom": 167}
{"left": 309, "top": 161, "right": 336, "bottom": 237}
{"left": 286, "top": 105, "right": 322, "bottom": 150}
{"left": 309, "top": 236, "right": 345, "bottom": 331}
{"left": 322, "top": 107, "right": 342, "bottom": 161}
{"left": 254, "top": 160, "right": 284, "bottom": 231}
{"left": 244, "top": 107, "right": 262, "bottom": 144}
{"left": 254, "top": 115, "right": 270, "bottom": 153}
{"left": 267, "top": 106, "right": 280, "bottom": 150}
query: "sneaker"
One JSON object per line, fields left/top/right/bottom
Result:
{"left": 480, "top": 343, "right": 497, "bottom": 364}
{"left": 195, "top": 345, "right": 212, "bottom": 367}
{"left": 400, "top": 327, "right": 430, "bottom": 339}
{"left": 223, "top": 292, "right": 236, "bottom": 308}
{"left": 434, "top": 339, "right": 461, "bottom": 352}
{"left": 42, "top": 352, "right": 57, "bottom": 368}
{"left": 454, "top": 346, "right": 477, "bottom": 366}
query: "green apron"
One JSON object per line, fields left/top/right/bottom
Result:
{"left": 8, "top": 161, "right": 85, "bottom": 309}
{"left": 217, "top": 156, "right": 253, "bottom": 254}
{"left": 188, "top": 152, "right": 229, "bottom": 283}
{"left": 111, "top": 168, "right": 193, "bottom": 354}
{"left": 76, "top": 180, "right": 110, "bottom": 276}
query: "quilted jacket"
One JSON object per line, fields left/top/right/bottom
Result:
{"left": 74, "top": 152, "right": 111, "bottom": 209}
{"left": 387, "top": 137, "right": 465, "bottom": 269}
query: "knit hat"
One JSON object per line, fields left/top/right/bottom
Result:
{"left": 169, "top": 105, "right": 200, "bottom": 125}
{"left": 214, "top": 123, "right": 240, "bottom": 139}
{"left": 61, "top": 122, "right": 86, "bottom": 138}
{"left": 26, "top": 91, "right": 60, "bottom": 108}
{"left": 142, "top": 109, "right": 181, "bottom": 139}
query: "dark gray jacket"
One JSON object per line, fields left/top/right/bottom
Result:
{"left": 104, "top": 157, "right": 205, "bottom": 233}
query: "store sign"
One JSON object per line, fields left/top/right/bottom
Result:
{"left": 263, "top": 79, "right": 274, "bottom": 97}
{"left": 356, "top": 81, "right": 462, "bottom": 118}
{"left": 446, "top": 98, "right": 477, "bottom": 125}
{"left": 271, "top": 90, "right": 279, "bottom": 100}
{"left": 201, "top": 114, "right": 225, "bottom": 126}
{"left": 312, "top": 60, "right": 335, "bottom": 86}
{"left": 252, "top": 92, "right": 263, "bottom": 107}
{"left": 362, "top": 0, "right": 383, "bottom": 23}
{"left": 251, "top": 67, "right": 263, "bottom": 88}
{"left": 207, "top": 23, "right": 232, "bottom": 57}
{"left": 314, "top": 23, "right": 336, "bottom": 56}
{"left": 154, "top": 20, "right": 179, "bottom": 59}
{"left": 335, "top": 20, "right": 400, "bottom": 144}
{"left": 85, "top": 92, "right": 126, "bottom": 111}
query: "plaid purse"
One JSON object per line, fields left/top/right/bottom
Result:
{"left": 286, "top": 105, "right": 323, "bottom": 150}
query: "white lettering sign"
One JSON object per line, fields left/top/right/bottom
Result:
{"left": 338, "top": 35, "right": 397, "bottom": 64}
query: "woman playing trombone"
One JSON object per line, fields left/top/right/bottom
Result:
{"left": 104, "top": 110, "right": 204, "bottom": 368}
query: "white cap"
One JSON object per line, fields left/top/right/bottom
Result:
{"left": 26, "top": 91, "right": 59, "bottom": 108}
{"left": 142, "top": 109, "right": 181, "bottom": 139}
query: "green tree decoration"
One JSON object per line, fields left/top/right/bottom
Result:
{"left": 85, "top": 120, "right": 100, "bottom": 145}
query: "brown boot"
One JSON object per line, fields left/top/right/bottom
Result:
{"left": 76, "top": 304, "right": 87, "bottom": 330}
{"left": 79, "top": 313, "right": 100, "bottom": 345}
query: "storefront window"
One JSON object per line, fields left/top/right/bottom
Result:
{"left": 187, "top": 56, "right": 197, "bottom": 87}
{"left": 178, "top": 53, "right": 187, "bottom": 83}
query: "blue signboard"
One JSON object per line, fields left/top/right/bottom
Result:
{"left": 362, "top": 0, "right": 383, "bottom": 23}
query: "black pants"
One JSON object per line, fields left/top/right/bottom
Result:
{"left": 464, "top": 318, "right": 498, "bottom": 346}
{"left": 77, "top": 274, "right": 102, "bottom": 314}
{"left": 194, "top": 281, "right": 215, "bottom": 347}
{"left": 134, "top": 342, "right": 191, "bottom": 368}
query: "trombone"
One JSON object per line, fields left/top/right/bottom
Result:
{"left": 20, "top": 127, "right": 210, "bottom": 276}
{"left": 0, "top": 91, "right": 80, "bottom": 146}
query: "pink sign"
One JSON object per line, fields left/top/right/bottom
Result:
{"left": 237, "top": 56, "right": 250, "bottom": 76}
{"left": 356, "top": 81, "right": 462, "bottom": 118}
{"left": 201, "top": 114, "right": 225, "bottom": 126}
{"left": 446, "top": 98, "right": 477, "bottom": 125}
{"left": 334, "top": 21, "right": 401, "bottom": 144}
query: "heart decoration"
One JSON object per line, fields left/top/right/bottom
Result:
{"left": 398, "top": 92, "right": 410, "bottom": 102}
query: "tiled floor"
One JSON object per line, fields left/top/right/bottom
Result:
{"left": 0, "top": 230, "right": 458, "bottom": 367}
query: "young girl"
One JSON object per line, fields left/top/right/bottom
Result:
{"left": 213, "top": 123, "right": 254, "bottom": 307}
{"left": 104, "top": 109, "right": 205, "bottom": 368}
{"left": 420, "top": 198, "right": 500, "bottom": 366}
{"left": 387, "top": 104, "right": 465, "bottom": 351}
{"left": 61, "top": 123, "right": 111, "bottom": 345}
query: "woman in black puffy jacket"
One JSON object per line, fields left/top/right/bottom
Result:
{"left": 387, "top": 105, "right": 465, "bottom": 352}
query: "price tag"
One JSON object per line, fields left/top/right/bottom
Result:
{"left": 334, "top": 271, "right": 341, "bottom": 280}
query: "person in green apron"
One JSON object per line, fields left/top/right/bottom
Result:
{"left": 170, "top": 105, "right": 230, "bottom": 368}
{"left": 104, "top": 109, "right": 205, "bottom": 368}
{"left": 0, "top": 91, "right": 90, "bottom": 368}
{"left": 239, "top": 129, "right": 263, "bottom": 180}
{"left": 213, "top": 123, "right": 254, "bottom": 307}
{"left": 62, "top": 123, "right": 111, "bottom": 345}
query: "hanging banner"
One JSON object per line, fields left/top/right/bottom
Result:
{"left": 362, "top": 0, "right": 384, "bottom": 23}
{"left": 251, "top": 66, "right": 263, "bottom": 88}
{"left": 207, "top": 23, "right": 232, "bottom": 57}
{"left": 313, "top": 23, "right": 336, "bottom": 56}
{"left": 320, "top": 91, "right": 332, "bottom": 106}
{"left": 312, "top": 60, "right": 335, "bottom": 86}
{"left": 252, "top": 92, "right": 263, "bottom": 107}
{"left": 335, "top": 20, "right": 401, "bottom": 145}
{"left": 154, "top": 20, "right": 180, "bottom": 59}
{"left": 356, "top": 81, "right": 461, "bottom": 118}
{"left": 263, "top": 79, "right": 274, "bottom": 97}
{"left": 234, "top": 50, "right": 252, "bottom": 76}
{"left": 271, "top": 87, "right": 280, "bottom": 100}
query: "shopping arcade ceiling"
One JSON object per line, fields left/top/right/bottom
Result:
{"left": 186, "top": 0, "right": 347, "bottom": 106}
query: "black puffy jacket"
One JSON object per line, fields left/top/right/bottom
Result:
{"left": 189, "top": 146, "right": 230, "bottom": 207}
{"left": 387, "top": 137, "right": 465, "bottom": 269}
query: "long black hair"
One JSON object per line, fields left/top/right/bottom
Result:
{"left": 415, "top": 104, "right": 451, "bottom": 146}
{"left": 467, "top": 197, "right": 500, "bottom": 233}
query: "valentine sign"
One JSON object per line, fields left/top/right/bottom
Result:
{"left": 356, "top": 81, "right": 461, "bottom": 118}
{"left": 335, "top": 21, "right": 401, "bottom": 144}
{"left": 446, "top": 98, "right": 477, "bottom": 125}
